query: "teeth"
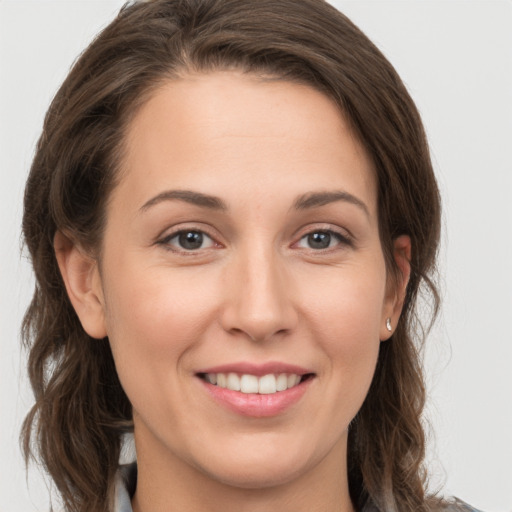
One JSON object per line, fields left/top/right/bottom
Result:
{"left": 258, "top": 374, "right": 276, "bottom": 394}
{"left": 204, "top": 372, "right": 305, "bottom": 394}
{"left": 276, "top": 373, "right": 288, "bottom": 392}
{"left": 288, "top": 374, "right": 300, "bottom": 387}
{"left": 217, "top": 373, "right": 227, "bottom": 388}
{"left": 227, "top": 373, "right": 241, "bottom": 391}
{"left": 240, "top": 374, "right": 259, "bottom": 393}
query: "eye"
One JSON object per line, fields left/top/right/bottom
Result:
{"left": 161, "top": 230, "right": 216, "bottom": 251}
{"left": 296, "top": 230, "right": 350, "bottom": 250}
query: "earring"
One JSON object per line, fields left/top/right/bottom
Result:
{"left": 386, "top": 318, "right": 392, "bottom": 332}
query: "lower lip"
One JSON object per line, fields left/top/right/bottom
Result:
{"left": 199, "top": 378, "right": 312, "bottom": 417}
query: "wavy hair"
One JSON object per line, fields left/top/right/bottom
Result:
{"left": 22, "top": 1, "right": 443, "bottom": 511}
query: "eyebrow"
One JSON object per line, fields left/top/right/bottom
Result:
{"left": 140, "top": 190, "right": 227, "bottom": 212}
{"left": 139, "top": 188, "right": 369, "bottom": 217}
{"left": 293, "top": 191, "right": 370, "bottom": 217}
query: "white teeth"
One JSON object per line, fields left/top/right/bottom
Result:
{"left": 240, "top": 374, "right": 259, "bottom": 393}
{"left": 227, "top": 373, "right": 241, "bottom": 391}
{"left": 258, "top": 374, "right": 276, "bottom": 394}
{"left": 276, "top": 373, "right": 288, "bottom": 392}
{"left": 287, "top": 374, "right": 300, "bottom": 387}
{"left": 217, "top": 373, "right": 227, "bottom": 388}
{"left": 205, "top": 372, "right": 305, "bottom": 394}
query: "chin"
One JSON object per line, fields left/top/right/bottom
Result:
{"left": 188, "top": 433, "right": 331, "bottom": 491}
{"left": 200, "top": 455, "right": 310, "bottom": 490}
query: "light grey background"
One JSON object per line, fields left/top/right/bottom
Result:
{"left": 1, "top": 1, "right": 511, "bottom": 511}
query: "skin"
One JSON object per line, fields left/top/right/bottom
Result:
{"left": 55, "top": 71, "right": 410, "bottom": 512}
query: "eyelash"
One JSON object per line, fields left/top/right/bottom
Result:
{"left": 295, "top": 229, "right": 353, "bottom": 251}
{"left": 158, "top": 229, "right": 219, "bottom": 254}
{"left": 157, "top": 226, "right": 353, "bottom": 254}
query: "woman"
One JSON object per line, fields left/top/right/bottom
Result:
{"left": 21, "top": 1, "right": 480, "bottom": 511}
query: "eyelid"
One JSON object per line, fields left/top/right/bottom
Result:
{"left": 292, "top": 224, "right": 354, "bottom": 250}
{"left": 154, "top": 222, "right": 354, "bottom": 253}
{"left": 156, "top": 224, "right": 223, "bottom": 253}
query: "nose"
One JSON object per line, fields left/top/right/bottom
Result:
{"left": 220, "top": 245, "right": 298, "bottom": 342}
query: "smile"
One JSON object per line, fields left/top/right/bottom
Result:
{"left": 196, "top": 363, "right": 315, "bottom": 417}
{"left": 199, "top": 372, "right": 306, "bottom": 394}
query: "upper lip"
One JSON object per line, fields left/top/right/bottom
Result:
{"left": 196, "top": 361, "right": 314, "bottom": 377}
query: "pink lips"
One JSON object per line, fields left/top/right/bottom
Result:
{"left": 196, "top": 361, "right": 314, "bottom": 417}
{"left": 196, "top": 361, "right": 311, "bottom": 377}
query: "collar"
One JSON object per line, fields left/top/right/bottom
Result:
{"left": 114, "top": 462, "right": 137, "bottom": 512}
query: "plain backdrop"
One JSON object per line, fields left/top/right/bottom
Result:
{"left": 1, "top": 1, "right": 511, "bottom": 511}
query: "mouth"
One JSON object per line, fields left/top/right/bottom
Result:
{"left": 197, "top": 372, "right": 315, "bottom": 395}
{"left": 195, "top": 362, "right": 316, "bottom": 416}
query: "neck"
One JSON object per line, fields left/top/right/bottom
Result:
{"left": 131, "top": 425, "right": 355, "bottom": 512}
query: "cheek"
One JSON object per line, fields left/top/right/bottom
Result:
{"left": 322, "top": 294, "right": 382, "bottom": 389}
{"left": 299, "top": 260, "right": 387, "bottom": 344}
{"left": 101, "top": 262, "right": 225, "bottom": 438}
{"left": 298, "top": 261, "right": 386, "bottom": 407}
{"left": 102, "top": 262, "right": 221, "bottom": 379}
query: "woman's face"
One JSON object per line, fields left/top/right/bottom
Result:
{"left": 80, "top": 72, "right": 407, "bottom": 489}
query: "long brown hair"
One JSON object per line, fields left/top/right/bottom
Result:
{"left": 22, "top": 1, "right": 442, "bottom": 511}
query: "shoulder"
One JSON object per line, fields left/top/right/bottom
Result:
{"left": 360, "top": 498, "right": 483, "bottom": 512}
{"left": 440, "top": 498, "right": 484, "bottom": 512}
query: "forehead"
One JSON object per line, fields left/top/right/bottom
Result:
{"left": 115, "top": 71, "right": 377, "bottom": 215}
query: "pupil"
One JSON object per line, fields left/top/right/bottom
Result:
{"left": 179, "top": 231, "right": 203, "bottom": 250}
{"left": 308, "top": 232, "right": 330, "bottom": 249}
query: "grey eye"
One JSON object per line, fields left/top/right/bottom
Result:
{"left": 179, "top": 231, "right": 204, "bottom": 250}
{"left": 165, "top": 230, "right": 215, "bottom": 251}
{"left": 308, "top": 232, "right": 331, "bottom": 249}
{"left": 297, "top": 230, "right": 347, "bottom": 250}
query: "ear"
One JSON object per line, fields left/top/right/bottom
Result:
{"left": 380, "top": 235, "right": 411, "bottom": 341}
{"left": 54, "top": 230, "right": 107, "bottom": 339}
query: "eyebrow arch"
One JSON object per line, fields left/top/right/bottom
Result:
{"left": 293, "top": 190, "right": 370, "bottom": 217}
{"left": 140, "top": 189, "right": 228, "bottom": 213}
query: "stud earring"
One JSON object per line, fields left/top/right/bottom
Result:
{"left": 386, "top": 318, "right": 392, "bottom": 332}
